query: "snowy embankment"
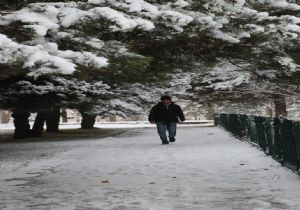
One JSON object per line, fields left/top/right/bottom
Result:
{"left": 0, "top": 126, "right": 300, "bottom": 210}
{"left": 0, "top": 120, "right": 214, "bottom": 131}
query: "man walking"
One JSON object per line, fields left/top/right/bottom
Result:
{"left": 148, "top": 95, "right": 185, "bottom": 144}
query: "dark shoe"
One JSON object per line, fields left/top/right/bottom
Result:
{"left": 161, "top": 141, "right": 169, "bottom": 145}
{"left": 169, "top": 137, "right": 176, "bottom": 142}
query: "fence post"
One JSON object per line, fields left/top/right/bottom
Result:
{"left": 273, "top": 118, "right": 282, "bottom": 162}
{"left": 264, "top": 117, "right": 274, "bottom": 155}
{"left": 214, "top": 114, "right": 220, "bottom": 126}
{"left": 254, "top": 116, "right": 267, "bottom": 152}
{"left": 228, "top": 114, "right": 242, "bottom": 138}
{"left": 248, "top": 115, "right": 258, "bottom": 144}
{"left": 239, "top": 114, "right": 249, "bottom": 138}
{"left": 220, "top": 113, "right": 228, "bottom": 129}
{"left": 292, "top": 121, "right": 300, "bottom": 171}
{"left": 279, "top": 119, "right": 298, "bottom": 170}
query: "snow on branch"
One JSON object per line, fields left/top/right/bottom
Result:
{"left": 0, "top": 34, "right": 108, "bottom": 76}
{"left": 1, "top": 0, "right": 300, "bottom": 77}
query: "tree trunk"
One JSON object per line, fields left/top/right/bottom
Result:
{"left": 31, "top": 112, "right": 45, "bottom": 137}
{"left": 46, "top": 109, "right": 60, "bottom": 132}
{"left": 273, "top": 94, "right": 287, "bottom": 117}
{"left": 205, "top": 102, "right": 214, "bottom": 120}
{"left": 80, "top": 113, "right": 96, "bottom": 129}
{"left": 109, "top": 115, "right": 117, "bottom": 122}
{"left": 0, "top": 110, "right": 11, "bottom": 124}
{"left": 265, "top": 101, "right": 273, "bottom": 117}
{"left": 61, "top": 108, "right": 68, "bottom": 123}
{"left": 11, "top": 111, "right": 31, "bottom": 139}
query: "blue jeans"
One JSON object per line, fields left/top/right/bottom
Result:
{"left": 156, "top": 122, "right": 177, "bottom": 143}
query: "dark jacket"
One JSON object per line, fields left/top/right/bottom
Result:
{"left": 148, "top": 102, "right": 185, "bottom": 123}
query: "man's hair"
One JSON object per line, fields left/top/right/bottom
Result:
{"left": 161, "top": 95, "right": 171, "bottom": 100}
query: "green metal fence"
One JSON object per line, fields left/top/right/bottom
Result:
{"left": 215, "top": 114, "right": 300, "bottom": 174}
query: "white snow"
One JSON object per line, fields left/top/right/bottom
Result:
{"left": 0, "top": 34, "right": 108, "bottom": 76}
{"left": 273, "top": 1, "right": 300, "bottom": 10}
{"left": 1, "top": 2, "right": 155, "bottom": 33}
{"left": 245, "top": 24, "right": 265, "bottom": 33}
{"left": 277, "top": 56, "right": 299, "bottom": 72}
{"left": 2, "top": 6, "right": 60, "bottom": 36}
{"left": 173, "top": 0, "right": 190, "bottom": 8}
{"left": 196, "top": 15, "right": 223, "bottom": 29}
{"left": 85, "top": 38, "right": 105, "bottom": 50}
{"left": 111, "top": 0, "right": 160, "bottom": 18}
{"left": 162, "top": 10, "right": 194, "bottom": 27}
{"left": 168, "top": 72, "right": 194, "bottom": 97}
{"left": 59, "top": 7, "right": 92, "bottom": 27}
{"left": 110, "top": 99, "right": 144, "bottom": 113}
{"left": 197, "top": 61, "right": 252, "bottom": 90}
{"left": 0, "top": 34, "right": 75, "bottom": 75}
{"left": 111, "top": 0, "right": 193, "bottom": 30}
{"left": 212, "top": 30, "right": 240, "bottom": 43}
{"left": 88, "top": 0, "right": 106, "bottom": 4}
{"left": 124, "top": 0, "right": 159, "bottom": 15}
{"left": 90, "top": 7, "right": 155, "bottom": 31}
{"left": 0, "top": 127, "right": 299, "bottom": 209}
{"left": 284, "top": 23, "right": 300, "bottom": 34}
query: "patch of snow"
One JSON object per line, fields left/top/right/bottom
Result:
{"left": 111, "top": 99, "right": 144, "bottom": 113}
{"left": 112, "top": 0, "right": 160, "bottom": 18}
{"left": 211, "top": 74, "right": 250, "bottom": 90}
{"left": 245, "top": 24, "right": 265, "bottom": 33}
{"left": 0, "top": 34, "right": 108, "bottom": 76}
{"left": 273, "top": 1, "right": 300, "bottom": 10}
{"left": 168, "top": 72, "right": 194, "bottom": 97}
{"left": 173, "top": 0, "right": 190, "bottom": 8}
{"left": 162, "top": 10, "right": 193, "bottom": 27}
{"left": 256, "top": 69, "right": 277, "bottom": 79}
{"left": 195, "top": 61, "right": 252, "bottom": 90}
{"left": 59, "top": 7, "right": 92, "bottom": 27}
{"left": 2, "top": 6, "right": 60, "bottom": 36}
{"left": 125, "top": 0, "right": 159, "bottom": 15}
{"left": 284, "top": 23, "right": 300, "bottom": 34}
{"left": 88, "top": 0, "right": 106, "bottom": 4}
{"left": 90, "top": 7, "right": 155, "bottom": 31}
{"left": 85, "top": 38, "right": 105, "bottom": 50}
{"left": 212, "top": 30, "right": 240, "bottom": 43}
{"left": 237, "top": 31, "right": 251, "bottom": 39}
{"left": 277, "top": 56, "right": 299, "bottom": 72}
{"left": 196, "top": 15, "right": 223, "bottom": 29}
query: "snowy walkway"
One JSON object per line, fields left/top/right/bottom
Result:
{"left": 0, "top": 127, "right": 300, "bottom": 210}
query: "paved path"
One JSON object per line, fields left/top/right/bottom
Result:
{"left": 0, "top": 127, "right": 300, "bottom": 210}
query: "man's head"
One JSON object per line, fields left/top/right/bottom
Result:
{"left": 161, "top": 95, "right": 172, "bottom": 105}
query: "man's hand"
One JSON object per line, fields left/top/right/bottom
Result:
{"left": 177, "top": 117, "right": 183, "bottom": 123}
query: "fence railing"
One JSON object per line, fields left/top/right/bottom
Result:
{"left": 214, "top": 113, "right": 300, "bottom": 174}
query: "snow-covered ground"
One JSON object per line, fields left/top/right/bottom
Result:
{"left": 0, "top": 126, "right": 300, "bottom": 210}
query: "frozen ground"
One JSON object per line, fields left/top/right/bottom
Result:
{"left": 0, "top": 126, "right": 300, "bottom": 210}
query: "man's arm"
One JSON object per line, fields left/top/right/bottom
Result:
{"left": 177, "top": 105, "right": 185, "bottom": 122}
{"left": 148, "top": 105, "right": 157, "bottom": 123}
